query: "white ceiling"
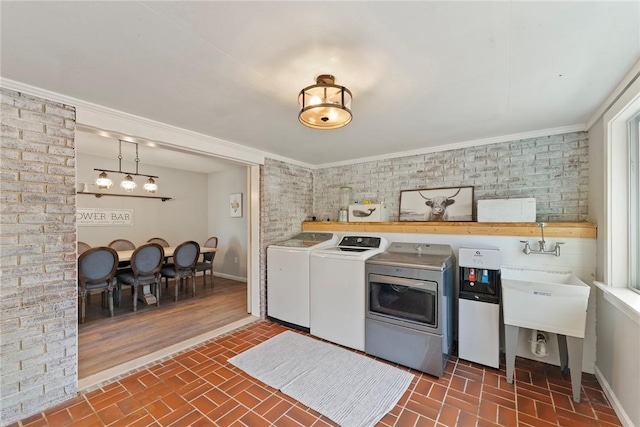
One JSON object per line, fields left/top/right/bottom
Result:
{"left": 75, "top": 130, "right": 242, "bottom": 174}
{"left": 2, "top": 1, "right": 639, "bottom": 167}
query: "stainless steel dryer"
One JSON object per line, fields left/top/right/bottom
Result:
{"left": 365, "top": 242, "right": 454, "bottom": 377}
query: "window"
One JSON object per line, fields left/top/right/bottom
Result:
{"left": 604, "top": 74, "right": 640, "bottom": 292}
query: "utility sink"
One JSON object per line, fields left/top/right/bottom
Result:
{"left": 501, "top": 266, "right": 591, "bottom": 402}
{"left": 501, "top": 267, "right": 590, "bottom": 338}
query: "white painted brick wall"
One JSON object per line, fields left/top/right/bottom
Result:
{"left": 260, "top": 158, "right": 313, "bottom": 317}
{"left": 0, "top": 88, "right": 77, "bottom": 425}
{"left": 312, "top": 132, "right": 588, "bottom": 222}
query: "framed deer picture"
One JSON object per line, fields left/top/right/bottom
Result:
{"left": 399, "top": 186, "right": 474, "bottom": 222}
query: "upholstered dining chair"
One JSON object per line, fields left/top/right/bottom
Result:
{"left": 77, "top": 246, "right": 119, "bottom": 324}
{"left": 77, "top": 241, "right": 91, "bottom": 256}
{"left": 160, "top": 240, "right": 200, "bottom": 302}
{"left": 195, "top": 236, "right": 218, "bottom": 288}
{"left": 108, "top": 238, "right": 136, "bottom": 271}
{"left": 108, "top": 239, "right": 136, "bottom": 251}
{"left": 146, "top": 237, "right": 170, "bottom": 247}
{"left": 116, "top": 243, "right": 165, "bottom": 312}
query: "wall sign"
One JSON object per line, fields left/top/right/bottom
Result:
{"left": 77, "top": 208, "right": 134, "bottom": 226}
{"left": 230, "top": 193, "right": 243, "bottom": 218}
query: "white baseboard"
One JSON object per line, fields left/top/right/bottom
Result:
{"left": 594, "top": 365, "right": 634, "bottom": 427}
{"left": 213, "top": 272, "right": 247, "bottom": 283}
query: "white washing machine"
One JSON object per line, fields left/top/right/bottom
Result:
{"left": 267, "top": 232, "right": 338, "bottom": 330}
{"left": 310, "top": 235, "right": 388, "bottom": 351}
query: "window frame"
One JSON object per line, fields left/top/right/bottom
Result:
{"left": 604, "top": 76, "right": 640, "bottom": 291}
{"left": 629, "top": 115, "right": 640, "bottom": 292}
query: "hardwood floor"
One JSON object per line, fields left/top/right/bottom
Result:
{"left": 78, "top": 275, "right": 248, "bottom": 379}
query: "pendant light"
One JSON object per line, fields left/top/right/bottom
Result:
{"left": 93, "top": 140, "right": 159, "bottom": 194}
{"left": 95, "top": 171, "right": 113, "bottom": 189}
{"left": 143, "top": 177, "right": 158, "bottom": 193}
{"left": 298, "top": 74, "right": 352, "bottom": 130}
{"left": 120, "top": 174, "right": 136, "bottom": 192}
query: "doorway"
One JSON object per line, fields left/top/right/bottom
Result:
{"left": 75, "top": 128, "right": 260, "bottom": 384}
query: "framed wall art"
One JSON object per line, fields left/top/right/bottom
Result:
{"left": 230, "top": 192, "right": 243, "bottom": 218}
{"left": 399, "top": 186, "right": 474, "bottom": 222}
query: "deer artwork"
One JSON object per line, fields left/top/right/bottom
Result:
{"left": 418, "top": 188, "right": 462, "bottom": 221}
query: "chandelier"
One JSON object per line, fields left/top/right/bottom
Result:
{"left": 298, "top": 74, "right": 352, "bottom": 130}
{"left": 94, "top": 140, "right": 159, "bottom": 193}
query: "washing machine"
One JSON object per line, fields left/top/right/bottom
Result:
{"left": 267, "top": 232, "right": 338, "bottom": 330}
{"left": 309, "top": 235, "right": 388, "bottom": 351}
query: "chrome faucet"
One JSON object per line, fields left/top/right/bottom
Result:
{"left": 520, "top": 223, "right": 564, "bottom": 257}
{"left": 538, "top": 222, "right": 547, "bottom": 252}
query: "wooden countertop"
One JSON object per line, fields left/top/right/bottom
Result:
{"left": 302, "top": 221, "right": 596, "bottom": 239}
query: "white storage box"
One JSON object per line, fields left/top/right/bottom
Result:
{"left": 348, "top": 204, "right": 389, "bottom": 222}
{"left": 477, "top": 198, "right": 536, "bottom": 222}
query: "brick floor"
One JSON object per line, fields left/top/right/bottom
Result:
{"left": 13, "top": 320, "right": 622, "bottom": 426}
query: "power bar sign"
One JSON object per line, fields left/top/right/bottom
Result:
{"left": 77, "top": 208, "right": 133, "bottom": 226}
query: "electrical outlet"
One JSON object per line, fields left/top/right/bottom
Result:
{"left": 234, "top": 256, "right": 238, "bottom": 264}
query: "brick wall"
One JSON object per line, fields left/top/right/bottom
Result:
{"left": 260, "top": 158, "right": 313, "bottom": 317}
{"left": 313, "top": 132, "right": 588, "bottom": 222}
{"left": 259, "top": 132, "right": 588, "bottom": 316}
{"left": 0, "top": 88, "right": 77, "bottom": 425}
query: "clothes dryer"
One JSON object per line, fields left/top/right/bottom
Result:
{"left": 365, "top": 242, "right": 455, "bottom": 377}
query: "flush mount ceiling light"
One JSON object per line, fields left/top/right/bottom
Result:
{"left": 298, "top": 74, "right": 352, "bottom": 130}
{"left": 94, "top": 140, "right": 159, "bottom": 194}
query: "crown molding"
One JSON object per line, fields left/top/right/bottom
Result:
{"left": 587, "top": 59, "right": 640, "bottom": 130}
{"left": 0, "top": 77, "right": 311, "bottom": 167}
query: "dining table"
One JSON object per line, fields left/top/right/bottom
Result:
{"left": 116, "top": 246, "right": 218, "bottom": 305}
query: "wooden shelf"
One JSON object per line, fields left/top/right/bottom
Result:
{"left": 302, "top": 221, "right": 596, "bottom": 239}
{"left": 77, "top": 192, "right": 172, "bottom": 202}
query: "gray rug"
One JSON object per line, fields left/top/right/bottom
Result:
{"left": 228, "top": 331, "right": 414, "bottom": 427}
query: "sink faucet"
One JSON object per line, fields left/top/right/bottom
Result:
{"left": 538, "top": 222, "right": 547, "bottom": 252}
{"left": 520, "top": 223, "right": 565, "bottom": 257}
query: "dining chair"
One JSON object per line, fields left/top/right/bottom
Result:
{"left": 116, "top": 243, "right": 165, "bottom": 312}
{"left": 195, "top": 236, "right": 218, "bottom": 288}
{"left": 77, "top": 241, "right": 91, "bottom": 256}
{"left": 108, "top": 238, "right": 136, "bottom": 272}
{"left": 146, "top": 237, "right": 170, "bottom": 247}
{"left": 108, "top": 239, "right": 136, "bottom": 251}
{"left": 77, "top": 246, "right": 119, "bottom": 324}
{"left": 160, "top": 240, "right": 200, "bottom": 302}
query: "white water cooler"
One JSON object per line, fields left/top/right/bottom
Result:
{"left": 458, "top": 248, "right": 501, "bottom": 368}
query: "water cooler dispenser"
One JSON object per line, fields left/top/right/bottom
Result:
{"left": 458, "top": 248, "right": 501, "bottom": 368}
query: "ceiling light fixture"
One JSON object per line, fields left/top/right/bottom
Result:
{"left": 143, "top": 177, "right": 158, "bottom": 193}
{"left": 94, "top": 140, "right": 159, "bottom": 194}
{"left": 298, "top": 74, "right": 352, "bottom": 130}
{"left": 95, "top": 171, "right": 113, "bottom": 189}
{"left": 120, "top": 174, "right": 136, "bottom": 192}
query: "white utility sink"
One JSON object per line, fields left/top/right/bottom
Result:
{"left": 502, "top": 266, "right": 591, "bottom": 402}
{"left": 501, "top": 267, "right": 590, "bottom": 338}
